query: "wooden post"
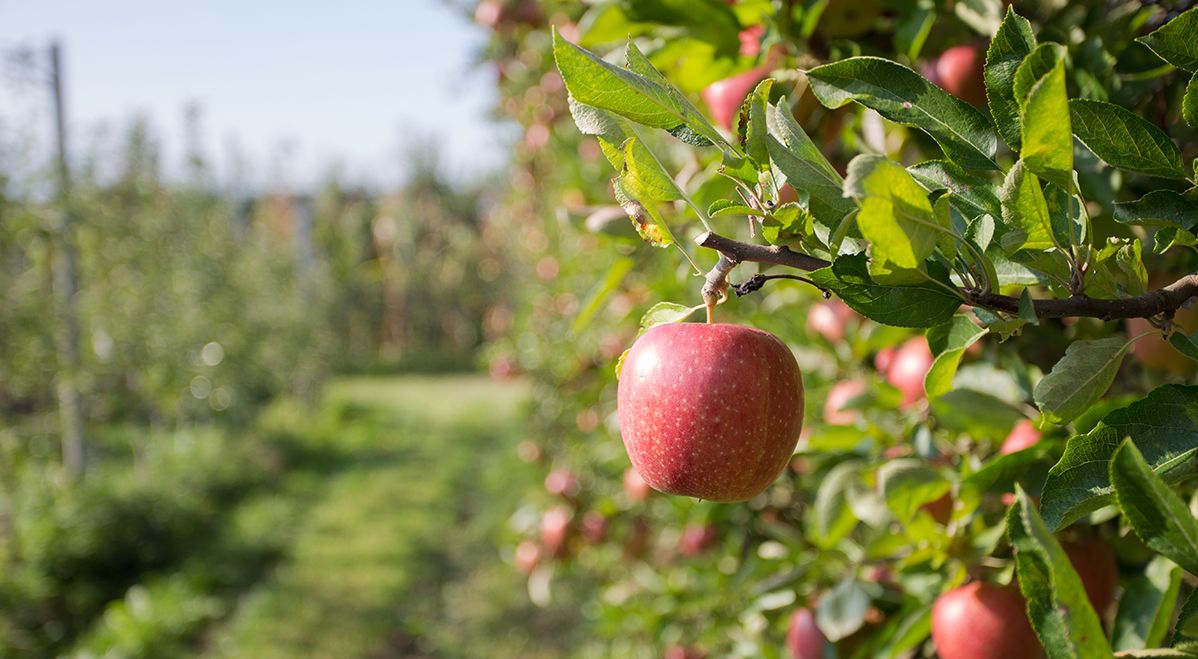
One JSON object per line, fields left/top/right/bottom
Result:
{"left": 49, "top": 40, "right": 86, "bottom": 479}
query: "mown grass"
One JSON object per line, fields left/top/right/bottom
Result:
{"left": 196, "top": 375, "right": 581, "bottom": 658}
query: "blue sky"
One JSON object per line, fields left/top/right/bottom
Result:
{"left": 0, "top": 0, "right": 508, "bottom": 189}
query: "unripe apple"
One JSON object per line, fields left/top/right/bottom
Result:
{"left": 623, "top": 467, "right": 653, "bottom": 501}
{"left": 1001, "top": 419, "right": 1042, "bottom": 455}
{"left": 1062, "top": 538, "right": 1119, "bottom": 617}
{"left": 785, "top": 608, "right": 827, "bottom": 659}
{"left": 935, "top": 44, "right": 987, "bottom": 106}
{"left": 931, "top": 582, "right": 1041, "bottom": 659}
{"left": 886, "top": 337, "right": 933, "bottom": 407}
{"left": 617, "top": 322, "right": 805, "bottom": 502}
{"left": 677, "top": 522, "right": 719, "bottom": 557}
{"left": 544, "top": 469, "right": 580, "bottom": 498}
{"left": 540, "top": 506, "right": 572, "bottom": 558}
{"left": 1126, "top": 296, "right": 1198, "bottom": 375}
{"left": 515, "top": 539, "right": 541, "bottom": 574}
{"left": 702, "top": 64, "right": 772, "bottom": 131}
{"left": 823, "top": 379, "right": 867, "bottom": 426}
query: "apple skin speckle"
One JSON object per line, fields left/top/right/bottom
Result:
{"left": 616, "top": 322, "right": 804, "bottom": 502}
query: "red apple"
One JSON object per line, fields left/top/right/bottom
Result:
{"left": 702, "top": 64, "right": 772, "bottom": 131}
{"left": 624, "top": 467, "right": 653, "bottom": 501}
{"left": 823, "top": 379, "right": 867, "bottom": 425}
{"left": 932, "top": 582, "right": 1041, "bottom": 659}
{"left": 935, "top": 44, "right": 987, "bottom": 106}
{"left": 540, "top": 506, "right": 572, "bottom": 558}
{"left": 677, "top": 523, "right": 719, "bottom": 557}
{"left": 515, "top": 540, "right": 541, "bottom": 574}
{"left": 886, "top": 337, "right": 933, "bottom": 407}
{"left": 617, "top": 322, "right": 805, "bottom": 502}
{"left": 544, "top": 469, "right": 580, "bottom": 498}
{"left": 1001, "top": 419, "right": 1042, "bottom": 455}
{"left": 1062, "top": 538, "right": 1119, "bottom": 617}
{"left": 580, "top": 510, "right": 608, "bottom": 543}
{"left": 785, "top": 608, "right": 827, "bottom": 659}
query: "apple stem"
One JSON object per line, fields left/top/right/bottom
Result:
{"left": 700, "top": 249, "right": 737, "bottom": 324}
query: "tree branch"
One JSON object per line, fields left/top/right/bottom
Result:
{"left": 695, "top": 231, "right": 1198, "bottom": 322}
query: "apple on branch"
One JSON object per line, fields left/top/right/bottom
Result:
{"left": 617, "top": 322, "right": 804, "bottom": 502}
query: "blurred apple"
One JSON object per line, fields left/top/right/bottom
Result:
{"left": 515, "top": 539, "right": 541, "bottom": 574}
{"left": 806, "top": 298, "right": 857, "bottom": 343}
{"left": 702, "top": 63, "right": 771, "bottom": 131}
{"left": 824, "top": 379, "right": 867, "bottom": 425}
{"left": 886, "top": 337, "right": 933, "bottom": 407}
{"left": 1062, "top": 538, "right": 1119, "bottom": 617}
{"left": 544, "top": 469, "right": 580, "bottom": 497}
{"left": 580, "top": 511, "right": 608, "bottom": 543}
{"left": 738, "top": 25, "right": 765, "bottom": 57}
{"left": 1126, "top": 295, "right": 1198, "bottom": 375}
{"left": 541, "top": 506, "right": 572, "bottom": 558}
{"left": 678, "top": 523, "right": 719, "bottom": 557}
{"left": 785, "top": 608, "right": 827, "bottom": 659}
{"left": 624, "top": 467, "right": 653, "bottom": 501}
{"left": 1000, "top": 419, "right": 1042, "bottom": 455}
{"left": 933, "top": 44, "right": 987, "bottom": 106}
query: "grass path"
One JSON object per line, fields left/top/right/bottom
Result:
{"left": 200, "top": 376, "right": 579, "bottom": 659}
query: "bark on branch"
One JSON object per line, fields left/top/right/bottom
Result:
{"left": 694, "top": 231, "right": 1198, "bottom": 322}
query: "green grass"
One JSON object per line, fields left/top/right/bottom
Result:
{"left": 197, "top": 375, "right": 580, "bottom": 658}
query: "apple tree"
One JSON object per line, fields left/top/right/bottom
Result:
{"left": 478, "top": 1, "right": 1198, "bottom": 656}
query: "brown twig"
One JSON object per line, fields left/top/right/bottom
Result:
{"left": 695, "top": 231, "right": 1198, "bottom": 322}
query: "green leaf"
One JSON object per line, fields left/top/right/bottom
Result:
{"left": 707, "top": 199, "right": 758, "bottom": 218}
{"left": 638, "top": 302, "right": 703, "bottom": 332}
{"left": 1040, "top": 384, "right": 1198, "bottom": 530}
{"left": 553, "top": 33, "right": 730, "bottom": 154}
{"left": 985, "top": 7, "right": 1037, "bottom": 149}
{"left": 806, "top": 57, "right": 999, "bottom": 170}
{"left": 567, "top": 97, "right": 630, "bottom": 169}
{"left": 1033, "top": 336, "right": 1129, "bottom": 424}
{"left": 1112, "top": 440, "right": 1198, "bottom": 574}
{"left": 1170, "top": 331, "right": 1198, "bottom": 362}
{"left": 1112, "top": 555, "right": 1182, "bottom": 652}
{"left": 908, "top": 160, "right": 1003, "bottom": 221}
{"left": 612, "top": 178, "right": 677, "bottom": 247}
{"left": 1070, "top": 99, "right": 1188, "bottom": 180}
{"left": 1013, "top": 43, "right": 1067, "bottom": 110}
{"left": 760, "top": 203, "right": 814, "bottom": 247}
{"left": 1136, "top": 6, "right": 1198, "bottom": 72}
{"left": 843, "top": 155, "right": 946, "bottom": 285}
{"left": 1154, "top": 227, "right": 1198, "bottom": 255}
{"left": 1022, "top": 60, "right": 1074, "bottom": 190}
{"left": 816, "top": 576, "right": 871, "bottom": 642}
{"left": 924, "top": 314, "right": 988, "bottom": 398}
{"left": 964, "top": 443, "right": 1057, "bottom": 494}
{"left": 808, "top": 254, "right": 961, "bottom": 328}
{"left": 744, "top": 79, "right": 773, "bottom": 168}
{"left": 1007, "top": 489, "right": 1112, "bottom": 658}
{"left": 1018, "top": 288, "right": 1039, "bottom": 324}
{"left": 811, "top": 461, "right": 862, "bottom": 548}
{"left": 572, "top": 257, "right": 635, "bottom": 333}
{"left": 765, "top": 99, "right": 855, "bottom": 230}
{"left": 1173, "top": 588, "right": 1198, "bottom": 648}
{"left": 999, "top": 160, "right": 1056, "bottom": 253}
{"left": 878, "top": 458, "right": 951, "bottom": 524}
{"left": 620, "top": 137, "right": 683, "bottom": 202}
{"left": 1185, "top": 73, "right": 1198, "bottom": 129}
{"left": 932, "top": 389, "right": 1026, "bottom": 436}
{"left": 1113, "top": 190, "right": 1198, "bottom": 229}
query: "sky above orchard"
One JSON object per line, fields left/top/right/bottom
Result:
{"left": 0, "top": 0, "right": 506, "bottom": 190}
